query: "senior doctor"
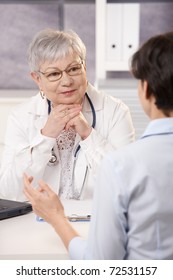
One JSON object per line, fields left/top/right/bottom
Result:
{"left": 0, "top": 29, "right": 135, "bottom": 201}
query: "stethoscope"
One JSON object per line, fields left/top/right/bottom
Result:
{"left": 47, "top": 92, "right": 96, "bottom": 165}
{"left": 47, "top": 92, "right": 96, "bottom": 199}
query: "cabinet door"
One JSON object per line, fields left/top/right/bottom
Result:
{"left": 105, "top": 3, "right": 140, "bottom": 71}
{"left": 106, "top": 4, "right": 122, "bottom": 61}
{"left": 122, "top": 4, "right": 140, "bottom": 61}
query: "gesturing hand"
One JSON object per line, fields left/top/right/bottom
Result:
{"left": 23, "top": 173, "right": 64, "bottom": 225}
{"left": 23, "top": 173, "right": 79, "bottom": 249}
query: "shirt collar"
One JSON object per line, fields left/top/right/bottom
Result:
{"left": 141, "top": 118, "right": 173, "bottom": 139}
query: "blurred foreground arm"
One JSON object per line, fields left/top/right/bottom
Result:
{"left": 23, "top": 173, "right": 79, "bottom": 249}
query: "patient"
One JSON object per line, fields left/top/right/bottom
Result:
{"left": 24, "top": 31, "right": 173, "bottom": 259}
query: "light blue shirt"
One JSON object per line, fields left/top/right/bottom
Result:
{"left": 69, "top": 118, "right": 173, "bottom": 259}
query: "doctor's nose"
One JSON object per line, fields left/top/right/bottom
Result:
{"left": 59, "top": 72, "right": 73, "bottom": 86}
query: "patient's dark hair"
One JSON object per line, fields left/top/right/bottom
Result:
{"left": 131, "top": 31, "right": 173, "bottom": 116}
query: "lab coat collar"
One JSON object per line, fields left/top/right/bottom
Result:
{"left": 27, "top": 92, "right": 48, "bottom": 131}
{"left": 28, "top": 92, "right": 48, "bottom": 116}
{"left": 83, "top": 83, "right": 104, "bottom": 112}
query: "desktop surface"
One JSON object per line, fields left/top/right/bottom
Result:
{"left": 0, "top": 200, "right": 91, "bottom": 260}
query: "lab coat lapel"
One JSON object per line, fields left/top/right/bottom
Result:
{"left": 28, "top": 93, "right": 49, "bottom": 131}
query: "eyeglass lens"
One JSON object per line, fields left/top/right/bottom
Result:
{"left": 40, "top": 62, "right": 83, "bottom": 82}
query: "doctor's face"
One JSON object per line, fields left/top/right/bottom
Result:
{"left": 31, "top": 53, "right": 87, "bottom": 106}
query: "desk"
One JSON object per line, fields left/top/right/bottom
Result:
{"left": 0, "top": 200, "right": 91, "bottom": 260}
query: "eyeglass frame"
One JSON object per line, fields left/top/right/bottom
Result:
{"left": 37, "top": 60, "right": 84, "bottom": 82}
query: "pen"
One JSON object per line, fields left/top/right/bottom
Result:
{"left": 36, "top": 214, "right": 91, "bottom": 222}
{"left": 67, "top": 214, "right": 91, "bottom": 222}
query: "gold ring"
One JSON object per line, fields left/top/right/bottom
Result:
{"left": 62, "top": 109, "right": 67, "bottom": 117}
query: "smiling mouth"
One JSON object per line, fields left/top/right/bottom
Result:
{"left": 61, "top": 90, "right": 76, "bottom": 96}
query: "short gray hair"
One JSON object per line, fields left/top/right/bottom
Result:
{"left": 27, "top": 29, "right": 86, "bottom": 71}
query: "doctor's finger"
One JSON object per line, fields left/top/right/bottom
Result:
{"left": 65, "top": 112, "right": 84, "bottom": 130}
{"left": 64, "top": 111, "right": 82, "bottom": 129}
{"left": 52, "top": 104, "right": 81, "bottom": 118}
{"left": 61, "top": 106, "right": 81, "bottom": 120}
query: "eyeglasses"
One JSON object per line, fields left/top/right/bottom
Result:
{"left": 38, "top": 61, "right": 84, "bottom": 82}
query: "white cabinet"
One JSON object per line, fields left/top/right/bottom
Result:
{"left": 106, "top": 4, "right": 122, "bottom": 62}
{"left": 96, "top": 0, "right": 140, "bottom": 82}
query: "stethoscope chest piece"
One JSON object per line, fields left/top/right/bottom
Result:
{"left": 48, "top": 150, "right": 58, "bottom": 166}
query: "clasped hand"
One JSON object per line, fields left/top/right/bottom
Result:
{"left": 41, "top": 104, "right": 92, "bottom": 139}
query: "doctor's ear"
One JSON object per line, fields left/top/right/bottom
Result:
{"left": 30, "top": 72, "right": 41, "bottom": 87}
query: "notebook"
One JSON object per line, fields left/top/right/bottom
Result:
{"left": 0, "top": 198, "right": 32, "bottom": 220}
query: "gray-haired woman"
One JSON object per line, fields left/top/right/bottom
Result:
{"left": 0, "top": 29, "right": 135, "bottom": 201}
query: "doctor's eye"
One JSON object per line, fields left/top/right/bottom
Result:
{"left": 47, "top": 71, "right": 61, "bottom": 79}
{"left": 67, "top": 64, "right": 83, "bottom": 76}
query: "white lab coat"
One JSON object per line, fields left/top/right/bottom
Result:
{"left": 0, "top": 83, "right": 135, "bottom": 201}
